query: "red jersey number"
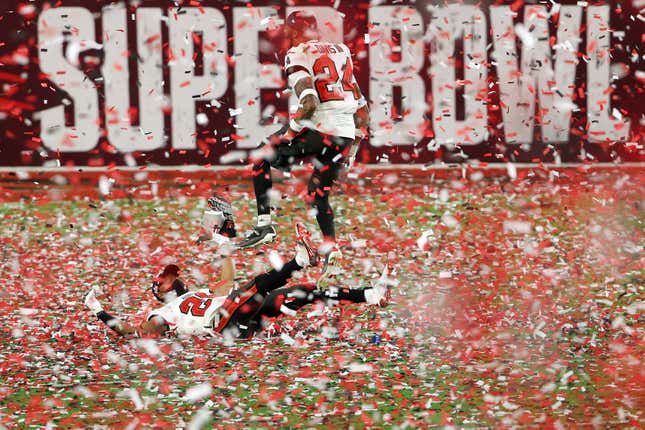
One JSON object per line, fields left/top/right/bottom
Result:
{"left": 179, "top": 293, "right": 213, "bottom": 317}
{"left": 312, "top": 56, "right": 359, "bottom": 102}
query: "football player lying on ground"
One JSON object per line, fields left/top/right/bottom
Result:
{"left": 85, "top": 223, "right": 392, "bottom": 340}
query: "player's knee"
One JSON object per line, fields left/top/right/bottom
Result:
{"left": 307, "top": 181, "right": 331, "bottom": 199}
{"left": 253, "top": 159, "right": 270, "bottom": 171}
{"left": 304, "top": 192, "right": 316, "bottom": 206}
{"left": 313, "top": 195, "right": 331, "bottom": 214}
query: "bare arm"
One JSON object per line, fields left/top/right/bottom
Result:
{"left": 345, "top": 88, "right": 369, "bottom": 169}
{"left": 221, "top": 256, "right": 235, "bottom": 285}
{"left": 137, "top": 317, "right": 169, "bottom": 335}
{"left": 354, "top": 103, "right": 370, "bottom": 132}
{"left": 209, "top": 256, "right": 235, "bottom": 296}
{"left": 92, "top": 305, "right": 169, "bottom": 337}
{"left": 293, "top": 77, "right": 319, "bottom": 123}
{"left": 109, "top": 316, "right": 168, "bottom": 336}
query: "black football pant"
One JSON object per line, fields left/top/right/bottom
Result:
{"left": 252, "top": 126, "right": 352, "bottom": 241}
{"left": 224, "top": 258, "right": 365, "bottom": 338}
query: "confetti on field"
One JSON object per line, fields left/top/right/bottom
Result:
{"left": 0, "top": 0, "right": 643, "bottom": 427}
{"left": 0, "top": 167, "right": 643, "bottom": 428}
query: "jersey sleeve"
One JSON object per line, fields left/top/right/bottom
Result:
{"left": 284, "top": 45, "right": 312, "bottom": 89}
{"left": 147, "top": 303, "right": 177, "bottom": 329}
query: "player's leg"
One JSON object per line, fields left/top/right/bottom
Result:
{"left": 217, "top": 223, "right": 318, "bottom": 338}
{"left": 255, "top": 284, "right": 357, "bottom": 316}
{"left": 252, "top": 160, "right": 273, "bottom": 224}
{"left": 238, "top": 126, "right": 290, "bottom": 248}
{"left": 307, "top": 163, "right": 340, "bottom": 241}
{"left": 218, "top": 265, "right": 308, "bottom": 339}
{"left": 233, "top": 159, "right": 278, "bottom": 248}
{"left": 233, "top": 266, "right": 394, "bottom": 338}
{"left": 324, "top": 283, "right": 392, "bottom": 308}
{"left": 239, "top": 129, "right": 346, "bottom": 250}
{"left": 255, "top": 283, "right": 318, "bottom": 318}
{"left": 308, "top": 134, "right": 353, "bottom": 238}
{"left": 300, "top": 133, "right": 352, "bottom": 288}
{"left": 256, "top": 273, "right": 393, "bottom": 321}
{"left": 307, "top": 151, "right": 346, "bottom": 289}
{"left": 252, "top": 222, "right": 318, "bottom": 295}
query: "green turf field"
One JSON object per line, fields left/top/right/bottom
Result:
{"left": 0, "top": 169, "right": 643, "bottom": 428}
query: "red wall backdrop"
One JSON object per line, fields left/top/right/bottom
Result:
{"left": 0, "top": 0, "right": 643, "bottom": 168}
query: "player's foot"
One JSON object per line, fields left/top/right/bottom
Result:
{"left": 316, "top": 243, "right": 342, "bottom": 291}
{"left": 294, "top": 223, "right": 319, "bottom": 267}
{"left": 237, "top": 224, "right": 277, "bottom": 248}
{"left": 201, "top": 209, "right": 224, "bottom": 236}
{"left": 365, "top": 266, "right": 392, "bottom": 307}
{"left": 84, "top": 289, "right": 103, "bottom": 315}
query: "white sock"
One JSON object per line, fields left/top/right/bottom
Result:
{"left": 319, "top": 240, "right": 339, "bottom": 256}
{"left": 257, "top": 214, "right": 272, "bottom": 227}
{"left": 363, "top": 287, "right": 381, "bottom": 305}
{"left": 295, "top": 245, "right": 309, "bottom": 267}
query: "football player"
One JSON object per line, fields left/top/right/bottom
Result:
{"left": 238, "top": 11, "right": 370, "bottom": 280}
{"left": 85, "top": 223, "right": 392, "bottom": 340}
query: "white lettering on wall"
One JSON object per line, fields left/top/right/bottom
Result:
{"left": 38, "top": 7, "right": 99, "bottom": 152}
{"left": 233, "top": 7, "right": 283, "bottom": 149}
{"left": 429, "top": 5, "right": 488, "bottom": 145}
{"left": 369, "top": 6, "right": 425, "bottom": 146}
{"left": 102, "top": 4, "right": 164, "bottom": 152}
{"left": 491, "top": 5, "right": 583, "bottom": 143}
{"left": 168, "top": 7, "right": 228, "bottom": 149}
{"left": 587, "top": 5, "right": 630, "bottom": 142}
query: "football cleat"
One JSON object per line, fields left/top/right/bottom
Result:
{"left": 84, "top": 289, "right": 104, "bottom": 315}
{"left": 316, "top": 243, "right": 342, "bottom": 291}
{"left": 236, "top": 224, "right": 277, "bottom": 249}
{"left": 295, "top": 223, "right": 319, "bottom": 267}
{"left": 376, "top": 285, "right": 392, "bottom": 308}
{"left": 366, "top": 265, "right": 394, "bottom": 307}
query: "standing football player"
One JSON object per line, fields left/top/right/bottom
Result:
{"left": 238, "top": 11, "right": 370, "bottom": 279}
{"left": 85, "top": 223, "right": 392, "bottom": 340}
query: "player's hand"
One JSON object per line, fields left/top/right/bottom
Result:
{"left": 344, "top": 136, "right": 363, "bottom": 170}
{"left": 201, "top": 209, "right": 225, "bottom": 236}
{"left": 84, "top": 289, "right": 104, "bottom": 315}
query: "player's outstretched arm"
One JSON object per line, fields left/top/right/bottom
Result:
{"left": 342, "top": 47, "right": 369, "bottom": 169}
{"left": 345, "top": 102, "right": 370, "bottom": 170}
{"left": 85, "top": 290, "right": 168, "bottom": 336}
{"left": 221, "top": 256, "right": 235, "bottom": 286}
{"left": 209, "top": 255, "right": 235, "bottom": 296}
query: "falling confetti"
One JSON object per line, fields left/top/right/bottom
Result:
{"left": 0, "top": 0, "right": 643, "bottom": 428}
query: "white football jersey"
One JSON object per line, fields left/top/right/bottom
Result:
{"left": 285, "top": 41, "right": 365, "bottom": 139}
{"left": 147, "top": 289, "right": 226, "bottom": 337}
